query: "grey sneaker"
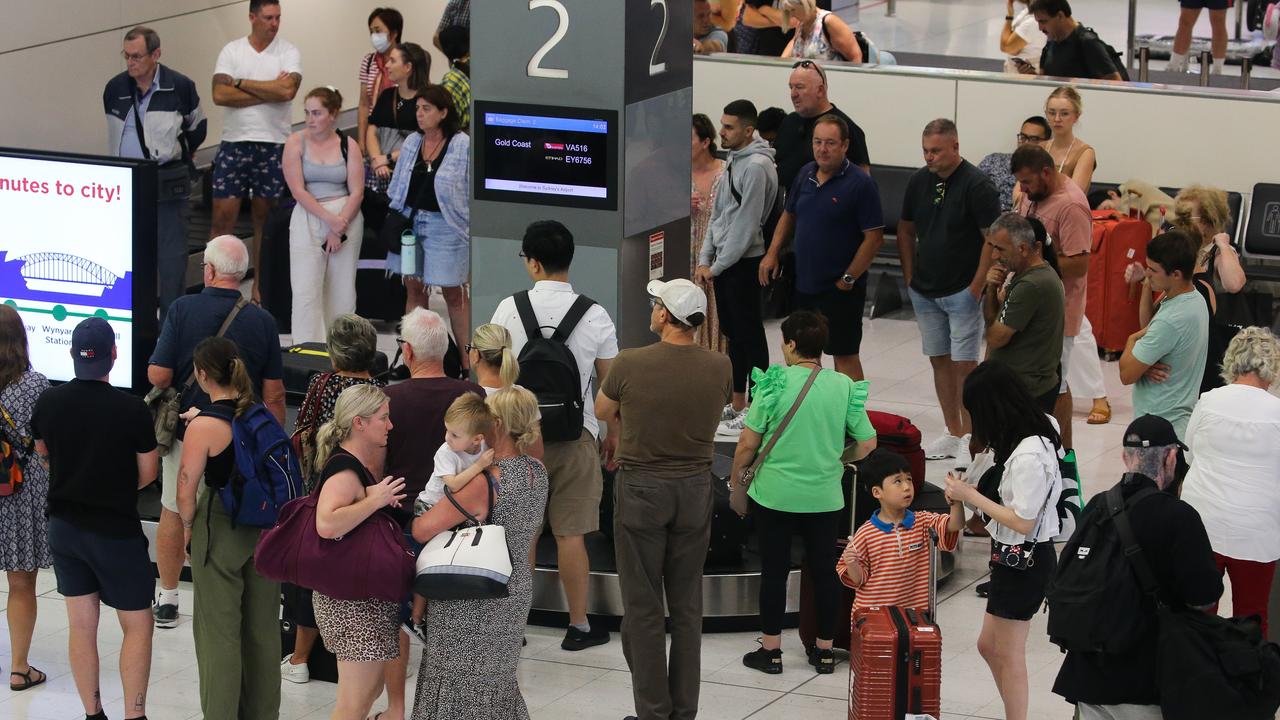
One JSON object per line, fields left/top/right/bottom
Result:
{"left": 720, "top": 403, "right": 741, "bottom": 422}
{"left": 153, "top": 602, "right": 178, "bottom": 629}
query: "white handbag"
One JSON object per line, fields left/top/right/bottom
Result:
{"left": 414, "top": 473, "right": 513, "bottom": 600}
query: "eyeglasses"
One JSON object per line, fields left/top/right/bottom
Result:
{"left": 121, "top": 51, "right": 152, "bottom": 62}
{"left": 395, "top": 336, "right": 407, "bottom": 345}
{"left": 1016, "top": 133, "right": 1046, "bottom": 144}
{"left": 933, "top": 181, "right": 947, "bottom": 206}
{"left": 648, "top": 298, "right": 662, "bottom": 309}
{"left": 517, "top": 252, "right": 528, "bottom": 259}
{"left": 791, "top": 59, "right": 827, "bottom": 84}
{"left": 464, "top": 343, "right": 476, "bottom": 353}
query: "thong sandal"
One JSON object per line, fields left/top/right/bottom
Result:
{"left": 10, "top": 666, "right": 46, "bottom": 691}
{"left": 1086, "top": 398, "right": 1112, "bottom": 425}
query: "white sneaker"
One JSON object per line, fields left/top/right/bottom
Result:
{"left": 955, "top": 434, "right": 972, "bottom": 466}
{"left": 281, "top": 655, "right": 309, "bottom": 684}
{"left": 924, "top": 434, "right": 960, "bottom": 460}
{"left": 718, "top": 410, "right": 748, "bottom": 437}
{"left": 720, "top": 403, "right": 741, "bottom": 422}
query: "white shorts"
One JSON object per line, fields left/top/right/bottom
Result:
{"left": 1059, "top": 335, "right": 1076, "bottom": 394}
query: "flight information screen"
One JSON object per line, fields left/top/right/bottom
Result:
{"left": 475, "top": 102, "right": 618, "bottom": 210}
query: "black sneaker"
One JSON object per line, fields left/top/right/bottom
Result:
{"left": 742, "top": 646, "right": 783, "bottom": 675}
{"left": 561, "top": 624, "right": 610, "bottom": 651}
{"left": 975, "top": 580, "right": 991, "bottom": 598}
{"left": 807, "top": 646, "right": 836, "bottom": 674}
{"left": 153, "top": 602, "right": 178, "bottom": 629}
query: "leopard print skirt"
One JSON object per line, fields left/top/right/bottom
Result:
{"left": 312, "top": 591, "right": 401, "bottom": 662}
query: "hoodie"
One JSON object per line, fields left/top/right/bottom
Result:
{"left": 699, "top": 136, "right": 778, "bottom": 276}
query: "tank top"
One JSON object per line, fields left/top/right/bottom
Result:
{"left": 202, "top": 399, "right": 237, "bottom": 490}
{"left": 301, "top": 135, "right": 349, "bottom": 200}
{"left": 793, "top": 9, "right": 842, "bottom": 61}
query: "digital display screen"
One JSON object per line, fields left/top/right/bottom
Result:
{"left": 475, "top": 101, "right": 618, "bottom": 210}
{"left": 0, "top": 148, "right": 156, "bottom": 390}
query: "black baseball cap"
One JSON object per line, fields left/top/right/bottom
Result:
{"left": 1121, "top": 414, "right": 1188, "bottom": 451}
{"left": 70, "top": 317, "right": 115, "bottom": 380}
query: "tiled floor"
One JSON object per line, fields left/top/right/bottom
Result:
{"left": 0, "top": 308, "right": 1182, "bottom": 720}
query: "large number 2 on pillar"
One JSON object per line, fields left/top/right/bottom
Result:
{"left": 525, "top": 0, "right": 670, "bottom": 80}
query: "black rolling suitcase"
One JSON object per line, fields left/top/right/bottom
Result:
{"left": 280, "top": 584, "right": 337, "bottom": 683}
{"left": 706, "top": 452, "right": 747, "bottom": 567}
{"left": 282, "top": 342, "right": 390, "bottom": 402}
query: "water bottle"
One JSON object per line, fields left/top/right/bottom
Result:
{"left": 400, "top": 227, "right": 417, "bottom": 277}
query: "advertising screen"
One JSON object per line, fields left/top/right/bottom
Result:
{"left": 0, "top": 148, "right": 157, "bottom": 390}
{"left": 475, "top": 101, "right": 618, "bottom": 211}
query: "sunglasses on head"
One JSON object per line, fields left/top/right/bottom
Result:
{"left": 792, "top": 59, "right": 827, "bottom": 84}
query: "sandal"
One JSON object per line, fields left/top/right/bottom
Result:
{"left": 1086, "top": 398, "right": 1112, "bottom": 425}
{"left": 10, "top": 666, "right": 46, "bottom": 691}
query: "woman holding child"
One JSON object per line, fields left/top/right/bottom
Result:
{"left": 945, "top": 360, "right": 1063, "bottom": 720}
{"left": 410, "top": 386, "right": 547, "bottom": 719}
{"left": 731, "top": 310, "right": 877, "bottom": 675}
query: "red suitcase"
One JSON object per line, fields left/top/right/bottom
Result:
{"left": 1086, "top": 211, "right": 1152, "bottom": 353}
{"left": 865, "top": 411, "right": 925, "bottom": 489}
{"left": 849, "top": 531, "right": 942, "bottom": 720}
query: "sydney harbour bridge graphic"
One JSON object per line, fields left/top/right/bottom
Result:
{"left": 0, "top": 249, "right": 132, "bottom": 319}
{"left": 16, "top": 252, "right": 119, "bottom": 296}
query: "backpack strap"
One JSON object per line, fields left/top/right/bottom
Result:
{"left": 1107, "top": 479, "right": 1164, "bottom": 601}
{"left": 552, "top": 295, "right": 596, "bottom": 344}
{"left": 513, "top": 291, "right": 543, "bottom": 342}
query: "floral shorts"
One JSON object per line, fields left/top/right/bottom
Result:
{"left": 212, "top": 141, "right": 285, "bottom": 200}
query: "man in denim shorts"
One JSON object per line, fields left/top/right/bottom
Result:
{"left": 209, "top": 0, "right": 301, "bottom": 302}
{"left": 897, "top": 119, "right": 1002, "bottom": 463}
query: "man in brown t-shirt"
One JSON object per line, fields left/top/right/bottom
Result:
{"left": 596, "top": 279, "right": 732, "bottom": 720}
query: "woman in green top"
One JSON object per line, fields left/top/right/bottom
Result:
{"left": 732, "top": 311, "right": 877, "bottom": 675}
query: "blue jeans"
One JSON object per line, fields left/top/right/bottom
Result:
{"left": 908, "top": 286, "right": 984, "bottom": 362}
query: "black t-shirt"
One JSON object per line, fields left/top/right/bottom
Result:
{"left": 774, "top": 105, "right": 871, "bottom": 191}
{"left": 369, "top": 87, "right": 418, "bottom": 135}
{"left": 318, "top": 448, "right": 375, "bottom": 490}
{"left": 1052, "top": 474, "right": 1223, "bottom": 706}
{"left": 900, "top": 159, "right": 1002, "bottom": 297}
{"left": 32, "top": 380, "right": 158, "bottom": 538}
{"left": 1040, "top": 25, "right": 1121, "bottom": 80}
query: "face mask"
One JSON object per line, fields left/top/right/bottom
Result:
{"left": 371, "top": 32, "right": 390, "bottom": 53}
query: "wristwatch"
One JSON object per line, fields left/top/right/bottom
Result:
{"left": 841, "top": 273, "right": 857, "bottom": 285}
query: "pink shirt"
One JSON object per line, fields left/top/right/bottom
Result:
{"left": 1016, "top": 180, "right": 1092, "bottom": 337}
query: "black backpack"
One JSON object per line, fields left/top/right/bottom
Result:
{"left": 513, "top": 291, "right": 595, "bottom": 443}
{"left": 1045, "top": 480, "right": 1161, "bottom": 654}
{"left": 1074, "top": 25, "right": 1130, "bottom": 81}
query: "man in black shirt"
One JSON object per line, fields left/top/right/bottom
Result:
{"left": 1053, "top": 414, "right": 1222, "bottom": 719}
{"left": 897, "top": 119, "right": 1001, "bottom": 463}
{"left": 34, "top": 317, "right": 159, "bottom": 720}
{"left": 773, "top": 60, "right": 871, "bottom": 190}
{"left": 1026, "top": 0, "right": 1124, "bottom": 80}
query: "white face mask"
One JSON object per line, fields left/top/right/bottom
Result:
{"left": 371, "top": 32, "right": 390, "bottom": 53}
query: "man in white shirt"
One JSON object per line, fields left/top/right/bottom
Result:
{"left": 209, "top": 0, "right": 301, "bottom": 302}
{"left": 491, "top": 220, "right": 619, "bottom": 651}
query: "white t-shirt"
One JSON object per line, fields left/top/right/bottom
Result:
{"left": 1181, "top": 384, "right": 1280, "bottom": 562}
{"left": 214, "top": 36, "right": 303, "bottom": 144}
{"left": 491, "top": 281, "right": 620, "bottom": 439}
{"left": 1010, "top": 8, "right": 1047, "bottom": 70}
{"left": 419, "top": 440, "right": 488, "bottom": 509}
{"left": 986, "top": 429, "right": 1063, "bottom": 545}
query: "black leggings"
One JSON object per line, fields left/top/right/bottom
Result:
{"left": 755, "top": 501, "right": 841, "bottom": 638}
{"left": 713, "top": 256, "right": 771, "bottom": 394}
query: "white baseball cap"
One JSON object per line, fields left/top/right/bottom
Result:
{"left": 646, "top": 278, "right": 707, "bottom": 326}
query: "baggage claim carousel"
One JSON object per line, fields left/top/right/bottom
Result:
{"left": 140, "top": 415, "right": 954, "bottom": 627}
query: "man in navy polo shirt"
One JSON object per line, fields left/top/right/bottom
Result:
{"left": 146, "top": 234, "right": 284, "bottom": 628}
{"left": 760, "top": 114, "right": 884, "bottom": 380}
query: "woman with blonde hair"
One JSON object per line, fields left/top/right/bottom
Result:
{"left": 1174, "top": 184, "right": 1248, "bottom": 392}
{"left": 1182, "top": 327, "right": 1280, "bottom": 636}
{"left": 780, "top": 0, "right": 863, "bottom": 63}
{"left": 1041, "top": 86, "right": 1095, "bottom": 194}
{"left": 410, "top": 386, "right": 547, "bottom": 719}
{"left": 177, "top": 336, "right": 281, "bottom": 719}
{"left": 311, "top": 384, "right": 407, "bottom": 720}
{"left": 468, "top": 323, "right": 520, "bottom": 393}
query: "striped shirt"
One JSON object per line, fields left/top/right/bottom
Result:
{"left": 838, "top": 510, "right": 958, "bottom": 612}
{"left": 359, "top": 52, "right": 397, "bottom": 111}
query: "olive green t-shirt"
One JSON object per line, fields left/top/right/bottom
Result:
{"left": 989, "top": 263, "right": 1065, "bottom": 397}
{"left": 599, "top": 341, "right": 733, "bottom": 478}
{"left": 743, "top": 365, "right": 876, "bottom": 513}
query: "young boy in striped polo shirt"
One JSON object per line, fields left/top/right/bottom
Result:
{"left": 837, "top": 449, "right": 964, "bottom": 612}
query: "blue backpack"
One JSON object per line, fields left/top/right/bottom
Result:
{"left": 203, "top": 403, "right": 304, "bottom": 528}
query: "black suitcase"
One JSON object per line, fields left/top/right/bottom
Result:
{"left": 280, "top": 583, "right": 337, "bottom": 683}
{"left": 282, "top": 342, "right": 390, "bottom": 402}
{"left": 706, "top": 452, "right": 746, "bottom": 567}
{"left": 258, "top": 199, "right": 296, "bottom": 334}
